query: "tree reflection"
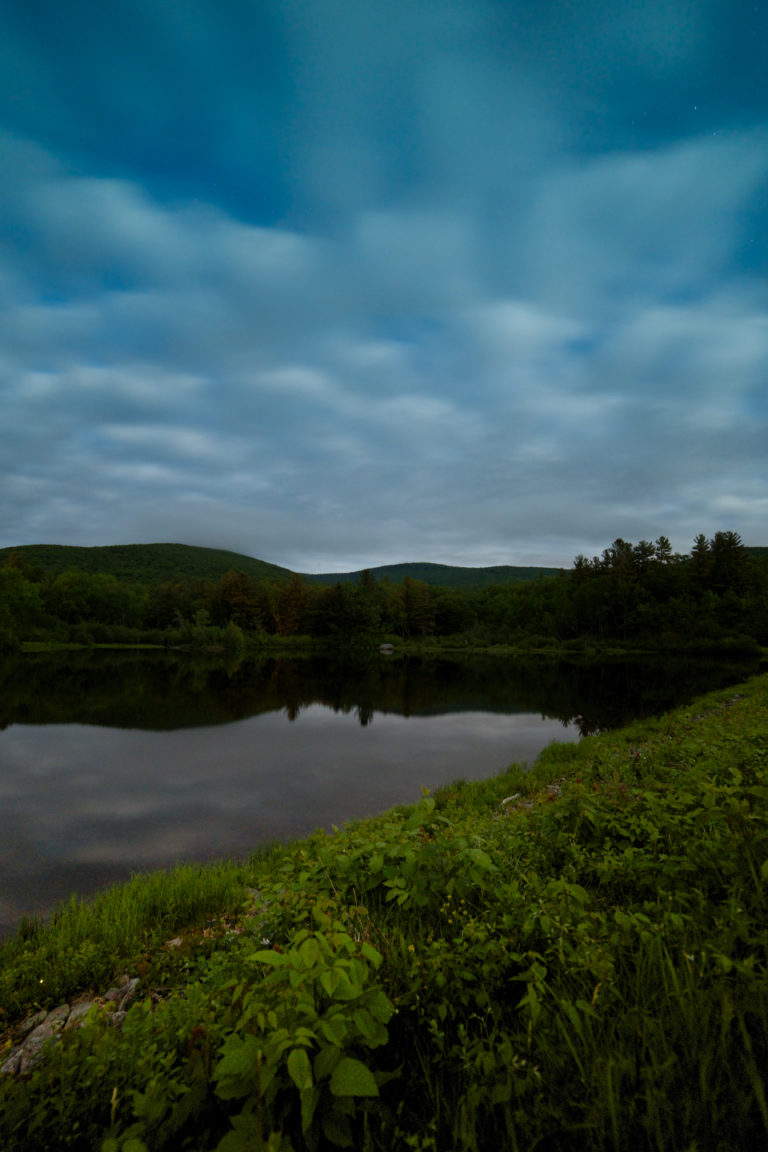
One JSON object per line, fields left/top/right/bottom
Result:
{"left": 0, "top": 649, "right": 760, "bottom": 733}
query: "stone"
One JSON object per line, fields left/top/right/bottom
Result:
{"left": 1, "top": 974, "right": 144, "bottom": 1077}
{"left": 66, "top": 1001, "right": 98, "bottom": 1027}
{"left": 41, "top": 1004, "right": 71, "bottom": 1032}
{"left": 118, "top": 977, "right": 140, "bottom": 1010}
{"left": 19, "top": 1005, "right": 70, "bottom": 1073}
{"left": 0, "top": 1048, "right": 23, "bottom": 1076}
{"left": 18, "top": 1009, "right": 48, "bottom": 1037}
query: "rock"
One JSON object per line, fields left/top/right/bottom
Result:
{"left": 66, "top": 1001, "right": 98, "bottom": 1027}
{"left": 19, "top": 1005, "right": 70, "bottom": 1073}
{"left": 18, "top": 1009, "right": 48, "bottom": 1037}
{"left": 1, "top": 974, "right": 143, "bottom": 1077}
{"left": 0, "top": 1048, "right": 23, "bottom": 1076}
{"left": 41, "top": 1004, "right": 71, "bottom": 1032}
{"left": 119, "top": 977, "right": 140, "bottom": 1010}
{"left": 165, "top": 936, "right": 183, "bottom": 949}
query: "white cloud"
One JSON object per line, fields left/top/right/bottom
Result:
{"left": 523, "top": 130, "right": 768, "bottom": 313}
{"left": 1, "top": 88, "right": 767, "bottom": 568}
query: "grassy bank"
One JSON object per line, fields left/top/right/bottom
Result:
{"left": 18, "top": 634, "right": 768, "bottom": 660}
{"left": 1, "top": 675, "right": 768, "bottom": 1150}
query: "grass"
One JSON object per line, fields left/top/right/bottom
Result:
{"left": 1, "top": 674, "right": 767, "bottom": 1150}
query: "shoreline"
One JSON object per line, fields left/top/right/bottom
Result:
{"left": 1, "top": 671, "right": 767, "bottom": 1148}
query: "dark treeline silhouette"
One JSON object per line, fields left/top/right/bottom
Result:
{"left": 1, "top": 532, "right": 767, "bottom": 652}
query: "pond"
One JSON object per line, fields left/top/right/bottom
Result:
{"left": 0, "top": 648, "right": 760, "bottom": 935}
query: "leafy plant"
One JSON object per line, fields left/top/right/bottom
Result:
{"left": 212, "top": 927, "right": 394, "bottom": 1150}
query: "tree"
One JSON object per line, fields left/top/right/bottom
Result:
{"left": 209, "top": 571, "right": 263, "bottom": 630}
{"left": 433, "top": 590, "right": 477, "bottom": 635}
{"left": 313, "top": 583, "right": 379, "bottom": 643}
{"left": 709, "top": 530, "right": 753, "bottom": 595}
{"left": 688, "top": 534, "right": 711, "bottom": 589}
{"left": 273, "top": 574, "right": 309, "bottom": 635}
{"left": 654, "top": 536, "right": 673, "bottom": 564}
{"left": 0, "top": 567, "right": 43, "bottom": 647}
{"left": 400, "top": 576, "right": 435, "bottom": 638}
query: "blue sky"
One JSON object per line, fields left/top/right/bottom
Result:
{"left": 1, "top": 0, "right": 766, "bottom": 571}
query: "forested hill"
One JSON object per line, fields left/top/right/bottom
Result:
{"left": 2, "top": 541, "right": 764, "bottom": 592}
{"left": 0, "top": 543, "right": 293, "bottom": 585}
{"left": 302, "top": 561, "right": 560, "bottom": 589}
{"left": 0, "top": 544, "right": 558, "bottom": 589}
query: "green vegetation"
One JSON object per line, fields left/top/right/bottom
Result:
{"left": 302, "top": 561, "right": 559, "bottom": 590}
{"left": 0, "top": 544, "right": 557, "bottom": 592}
{"left": 0, "top": 544, "right": 293, "bottom": 586}
{"left": 2, "top": 531, "right": 767, "bottom": 654}
{"left": 1, "top": 672, "right": 767, "bottom": 1150}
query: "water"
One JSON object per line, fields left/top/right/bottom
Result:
{"left": 0, "top": 649, "right": 759, "bottom": 934}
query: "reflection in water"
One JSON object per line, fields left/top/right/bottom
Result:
{"left": 0, "top": 650, "right": 760, "bottom": 935}
{"left": 0, "top": 648, "right": 760, "bottom": 734}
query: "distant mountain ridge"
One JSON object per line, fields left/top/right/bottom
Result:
{"left": 0, "top": 542, "right": 560, "bottom": 589}
{"left": 4, "top": 541, "right": 763, "bottom": 591}
{"left": 0, "top": 543, "right": 291, "bottom": 585}
{"left": 302, "top": 561, "right": 560, "bottom": 589}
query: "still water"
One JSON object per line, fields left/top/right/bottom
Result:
{"left": 0, "top": 649, "right": 759, "bottom": 934}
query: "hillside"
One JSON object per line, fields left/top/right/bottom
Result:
{"left": 4, "top": 541, "right": 762, "bottom": 592}
{"left": 301, "top": 560, "right": 560, "bottom": 589}
{"left": 0, "top": 544, "right": 559, "bottom": 589}
{"left": 0, "top": 543, "right": 293, "bottom": 585}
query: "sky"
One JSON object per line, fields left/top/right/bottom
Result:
{"left": 1, "top": 0, "right": 766, "bottom": 572}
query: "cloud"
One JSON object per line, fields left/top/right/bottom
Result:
{"left": 520, "top": 131, "right": 768, "bottom": 313}
{"left": 0, "top": 1, "right": 766, "bottom": 567}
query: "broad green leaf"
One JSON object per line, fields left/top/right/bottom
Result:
{"left": 214, "top": 1035, "right": 263, "bottom": 1099}
{"left": 321, "top": 1109, "right": 353, "bottom": 1147}
{"left": 353, "top": 1008, "right": 375, "bottom": 1040}
{"left": 329, "top": 1056, "right": 379, "bottom": 1097}
{"left": 287, "top": 1047, "right": 313, "bottom": 1091}
{"left": 323, "top": 968, "right": 357, "bottom": 1001}
{"left": 300, "top": 1086, "right": 320, "bottom": 1136}
{"left": 320, "top": 968, "right": 341, "bottom": 997}
{"left": 319, "top": 1016, "right": 348, "bottom": 1045}
{"left": 360, "top": 942, "right": 383, "bottom": 970}
{"left": 249, "top": 949, "right": 288, "bottom": 967}
{"left": 314, "top": 1044, "right": 342, "bottom": 1081}
{"left": 298, "top": 937, "right": 321, "bottom": 968}
{"left": 353, "top": 1008, "right": 388, "bottom": 1047}
{"left": 465, "top": 848, "right": 496, "bottom": 872}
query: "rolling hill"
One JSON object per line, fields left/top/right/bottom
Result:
{"left": 301, "top": 561, "right": 560, "bottom": 589}
{"left": 0, "top": 543, "right": 560, "bottom": 589}
{"left": 0, "top": 543, "right": 293, "bottom": 585}
{"left": 7, "top": 542, "right": 761, "bottom": 591}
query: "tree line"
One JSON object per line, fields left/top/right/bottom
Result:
{"left": 1, "top": 531, "right": 766, "bottom": 652}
